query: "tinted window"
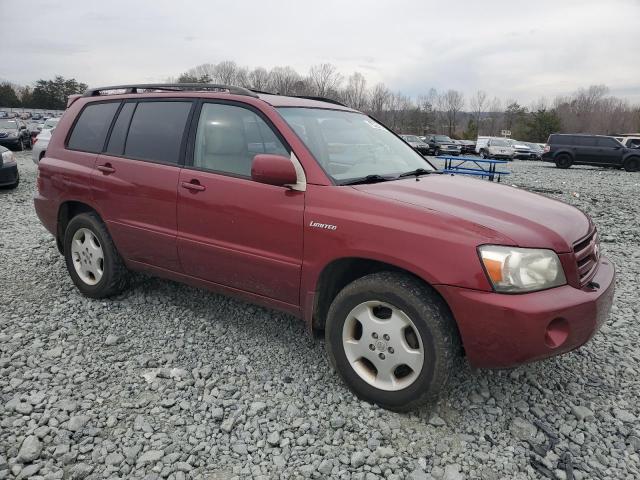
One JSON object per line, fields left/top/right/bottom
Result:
{"left": 549, "top": 135, "right": 572, "bottom": 145}
{"left": 106, "top": 102, "right": 136, "bottom": 155}
{"left": 67, "top": 102, "right": 120, "bottom": 152}
{"left": 627, "top": 139, "right": 640, "bottom": 148}
{"left": 575, "top": 136, "right": 597, "bottom": 147}
{"left": 596, "top": 137, "right": 620, "bottom": 148}
{"left": 193, "top": 103, "right": 288, "bottom": 176}
{"left": 124, "top": 101, "right": 192, "bottom": 164}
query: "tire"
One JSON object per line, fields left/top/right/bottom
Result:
{"left": 325, "top": 271, "right": 460, "bottom": 411}
{"left": 63, "top": 212, "right": 130, "bottom": 298}
{"left": 623, "top": 156, "right": 639, "bottom": 172}
{"left": 480, "top": 150, "right": 487, "bottom": 159}
{"left": 555, "top": 154, "right": 573, "bottom": 169}
{"left": 5, "top": 171, "right": 19, "bottom": 190}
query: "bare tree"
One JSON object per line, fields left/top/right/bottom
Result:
{"left": 308, "top": 63, "right": 343, "bottom": 97}
{"left": 268, "top": 66, "right": 300, "bottom": 95}
{"left": 212, "top": 61, "right": 239, "bottom": 84}
{"left": 343, "top": 72, "right": 368, "bottom": 110}
{"left": 368, "top": 83, "right": 391, "bottom": 119}
{"left": 248, "top": 67, "right": 270, "bottom": 91}
{"left": 443, "top": 90, "right": 464, "bottom": 137}
{"left": 470, "top": 90, "right": 487, "bottom": 134}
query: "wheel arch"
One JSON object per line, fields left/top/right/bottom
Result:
{"left": 56, "top": 200, "right": 103, "bottom": 254}
{"left": 310, "top": 257, "right": 460, "bottom": 342}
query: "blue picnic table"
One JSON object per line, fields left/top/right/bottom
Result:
{"left": 435, "top": 155, "right": 510, "bottom": 182}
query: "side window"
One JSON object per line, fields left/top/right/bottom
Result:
{"left": 124, "top": 101, "right": 192, "bottom": 164}
{"left": 67, "top": 102, "right": 120, "bottom": 153}
{"left": 577, "top": 137, "right": 597, "bottom": 147}
{"left": 628, "top": 139, "right": 640, "bottom": 148}
{"left": 193, "top": 103, "right": 288, "bottom": 176}
{"left": 105, "top": 102, "right": 136, "bottom": 155}
{"left": 596, "top": 137, "right": 619, "bottom": 148}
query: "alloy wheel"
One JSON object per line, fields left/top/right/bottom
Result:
{"left": 70, "top": 228, "right": 104, "bottom": 285}
{"left": 342, "top": 301, "right": 424, "bottom": 391}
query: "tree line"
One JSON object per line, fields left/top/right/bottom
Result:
{"left": 3, "top": 65, "right": 639, "bottom": 142}
{"left": 0, "top": 76, "right": 87, "bottom": 110}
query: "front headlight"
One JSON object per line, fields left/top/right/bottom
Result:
{"left": 478, "top": 245, "right": 566, "bottom": 293}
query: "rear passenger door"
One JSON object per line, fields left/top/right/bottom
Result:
{"left": 91, "top": 99, "right": 195, "bottom": 271}
{"left": 572, "top": 136, "right": 598, "bottom": 164}
{"left": 176, "top": 101, "right": 304, "bottom": 305}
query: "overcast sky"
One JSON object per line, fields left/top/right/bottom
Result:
{"left": 3, "top": 0, "right": 639, "bottom": 106}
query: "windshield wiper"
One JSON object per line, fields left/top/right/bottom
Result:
{"left": 398, "top": 168, "right": 440, "bottom": 178}
{"left": 341, "top": 174, "right": 393, "bottom": 186}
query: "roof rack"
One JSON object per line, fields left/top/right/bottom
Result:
{"left": 83, "top": 83, "right": 259, "bottom": 98}
{"left": 292, "top": 95, "right": 347, "bottom": 107}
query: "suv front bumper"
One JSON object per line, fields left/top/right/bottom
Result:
{"left": 436, "top": 257, "right": 615, "bottom": 368}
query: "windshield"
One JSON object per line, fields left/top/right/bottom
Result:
{"left": 491, "top": 139, "right": 509, "bottom": 147}
{"left": 434, "top": 135, "right": 452, "bottom": 142}
{"left": 277, "top": 108, "right": 434, "bottom": 183}
{"left": 403, "top": 135, "right": 420, "bottom": 142}
{"left": 43, "top": 118, "right": 59, "bottom": 129}
{"left": 0, "top": 119, "right": 18, "bottom": 129}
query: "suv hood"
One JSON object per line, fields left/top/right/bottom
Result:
{"left": 354, "top": 175, "right": 590, "bottom": 252}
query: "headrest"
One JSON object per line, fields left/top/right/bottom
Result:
{"left": 204, "top": 113, "right": 247, "bottom": 156}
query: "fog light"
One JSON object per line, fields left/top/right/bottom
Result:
{"left": 544, "top": 318, "right": 569, "bottom": 348}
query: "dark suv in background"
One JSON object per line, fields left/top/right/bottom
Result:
{"left": 542, "top": 134, "right": 639, "bottom": 172}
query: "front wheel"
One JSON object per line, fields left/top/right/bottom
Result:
{"left": 325, "top": 272, "right": 460, "bottom": 411}
{"left": 63, "top": 212, "right": 130, "bottom": 298}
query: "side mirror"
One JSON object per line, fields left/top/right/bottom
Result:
{"left": 251, "top": 154, "right": 297, "bottom": 187}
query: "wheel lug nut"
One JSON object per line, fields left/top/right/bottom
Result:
{"left": 388, "top": 347, "right": 394, "bottom": 354}
{"left": 372, "top": 332, "right": 378, "bottom": 339}
{"left": 383, "top": 334, "right": 390, "bottom": 341}
{"left": 369, "top": 344, "right": 375, "bottom": 351}
{"left": 379, "top": 353, "right": 385, "bottom": 360}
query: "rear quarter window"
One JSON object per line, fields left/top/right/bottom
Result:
{"left": 67, "top": 102, "right": 120, "bottom": 153}
{"left": 596, "top": 137, "right": 620, "bottom": 148}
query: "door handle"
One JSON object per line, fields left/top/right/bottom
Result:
{"left": 181, "top": 180, "right": 206, "bottom": 192}
{"left": 97, "top": 164, "right": 116, "bottom": 174}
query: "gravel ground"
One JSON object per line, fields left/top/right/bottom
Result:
{"left": 1, "top": 151, "right": 639, "bottom": 480}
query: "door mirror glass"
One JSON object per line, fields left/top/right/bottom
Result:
{"left": 251, "top": 154, "right": 297, "bottom": 187}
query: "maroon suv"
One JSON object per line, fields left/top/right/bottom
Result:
{"left": 34, "top": 84, "right": 615, "bottom": 410}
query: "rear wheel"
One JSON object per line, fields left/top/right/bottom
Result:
{"left": 623, "top": 156, "right": 639, "bottom": 172}
{"left": 63, "top": 212, "right": 130, "bottom": 298}
{"left": 325, "top": 272, "right": 460, "bottom": 411}
{"left": 555, "top": 154, "right": 573, "bottom": 169}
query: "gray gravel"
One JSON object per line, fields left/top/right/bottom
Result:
{"left": 1, "top": 151, "right": 639, "bottom": 479}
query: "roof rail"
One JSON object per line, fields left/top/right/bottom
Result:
{"left": 292, "top": 95, "right": 347, "bottom": 107}
{"left": 83, "top": 83, "right": 259, "bottom": 98}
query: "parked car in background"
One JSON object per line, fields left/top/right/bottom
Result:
{"left": 399, "top": 134, "right": 431, "bottom": 155}
{"left": 0, "top": 118, "right": 32, "bottom": 150}
{"left": 426, "top": 134, "right": 461, "bottom": 155}
{"left": 0, "top": 111, "right": 7, "bottom": 118}
{"left": 42, "top": 117, "right": 60, "bottom": 131}
{"left": 0, "top": 145, "right": 19, "bottom": 188}
{"left": 478, "top": 137, "right": 515, "bottom": 159}
{"left": 457, "top": 139, "right": 476, "bottom": 155}
{"left": 615, "top": 134, "right": 640, "bottom": 149}
{"left": 32, "top": 127, "right": 55, "bottom": 164}
{"left": 542, "top": 134, "right": 639, "bottom": 171}
{"left": 524, "top": 142, "right": 544, "bottom": 160}
{"left": 506, "top": 139, "right": 532, "bottom": 159}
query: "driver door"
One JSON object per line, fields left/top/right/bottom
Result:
{"left": 176, "top": 102, "right": 305, "bottom": 305}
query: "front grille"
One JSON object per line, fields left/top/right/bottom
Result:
{"left": 573, "top": 228, "right": 599, "bottom": 285}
